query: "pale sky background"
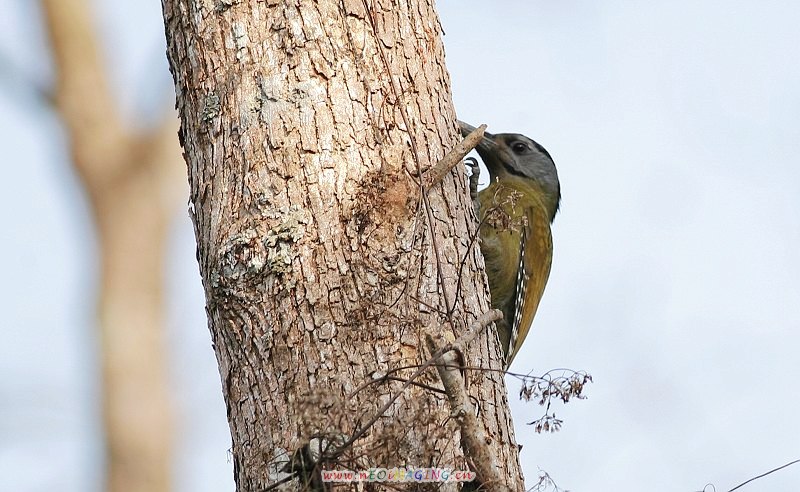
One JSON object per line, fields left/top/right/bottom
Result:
{"left": 1, "top": 1, "right": 799, "bottom": 491}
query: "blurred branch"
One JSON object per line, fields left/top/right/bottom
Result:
{"left": 40, "top": 0, "right": 130, "bottom": 189}
{"left": 37, "top": 2, "right": 185, "bottom": 492}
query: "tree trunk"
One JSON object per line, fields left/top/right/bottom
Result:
{"left": 162, "top": 1, "right": 523, "bottom": 489}
{"left": 41, "top": 1, "right": 183, "bottom": 491}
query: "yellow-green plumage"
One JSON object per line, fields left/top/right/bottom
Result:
{"left": 460, "top": 120, "right": 560, "bottom": 369}
{"left": 479, "top": 177, "right": 554, "bottom": 367}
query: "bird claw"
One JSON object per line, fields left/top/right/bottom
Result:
{"left": 465, "top": 156, "right": 481, "bottom": 216}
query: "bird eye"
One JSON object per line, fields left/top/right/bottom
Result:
{"left": 511, "top": 142, "right": 528, "bottom": 154}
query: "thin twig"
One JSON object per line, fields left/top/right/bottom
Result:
{"left": 421, "top": 124, "right": 486, "bottom": 191}
{"left": 727, "top": 459, "right": 800, "bottom": 491}
{"left": 258, "top": 474, "right": 294, "bottom": 492}
{"left": 425, "top": 311, "right": 511, "bottom": 492}
{"left": 448, "top": 206, "right": 495, "bottom": 319}
{"left": 360, "top": 0, "right": 455, "bottom": 318}
{"left": 273, "top": 309, "right": 505, "bottom": 492}
{"left": 333, "top": 310, "right": 502, "bottom": 456}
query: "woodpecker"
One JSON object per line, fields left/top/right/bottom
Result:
{"left": 459, "top": 121, "right": 560, "bottom": 368}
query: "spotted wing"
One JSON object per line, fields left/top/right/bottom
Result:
{"left": 505, "top": 205, "right": 554, "bottom": 367}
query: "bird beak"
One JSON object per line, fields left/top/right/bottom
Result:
{"left": 458, "top": 120, "right": 497, "bottom": 158}
{"left": 458, "top": 120, "right": 495, "bottom": 140}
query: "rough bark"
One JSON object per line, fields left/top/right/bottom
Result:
{"left": 162, "top": 0, "right": 523, "bottom": 490}
{"left": 41, "top": 1, "right": 183, "bottom": 491}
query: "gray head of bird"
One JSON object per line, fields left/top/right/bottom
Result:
{"left": 458, "top": 120, "right": 561, "bottom": 222}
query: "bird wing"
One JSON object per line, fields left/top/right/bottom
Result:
{"left": 505, "top": 205, "right": 554, "bottom": 367}
{"left": 508, "top": 228, "right": 528, "bottom": 365}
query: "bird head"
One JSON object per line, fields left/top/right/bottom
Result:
{"left": 459, "top": 120, "right": 561, "bottom": 222}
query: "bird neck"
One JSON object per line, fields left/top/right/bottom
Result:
{"left": 486, "top": 174, "right": 559, "bottom": 222}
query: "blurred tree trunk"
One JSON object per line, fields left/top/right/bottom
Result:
{"left": 163, "top": 1, "right": 523, "bottom": 490}
{"left": 41, "top": 1, "right": 183, "bottom": 491}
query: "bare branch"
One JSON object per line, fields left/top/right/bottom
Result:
{"left": 337, "top": 310, "right": 502, "bottom": 457}
{"left": 262, "top": 310, "right": 503, "bottom": 491}
{"left": 422, "top": 123, "right": 486, "bottom": 191}
{"left": 40, "top": 0, "right": 130, "bottom": 187}
{"left": 425, "top": 310, "right": 510, "bottom": 492}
